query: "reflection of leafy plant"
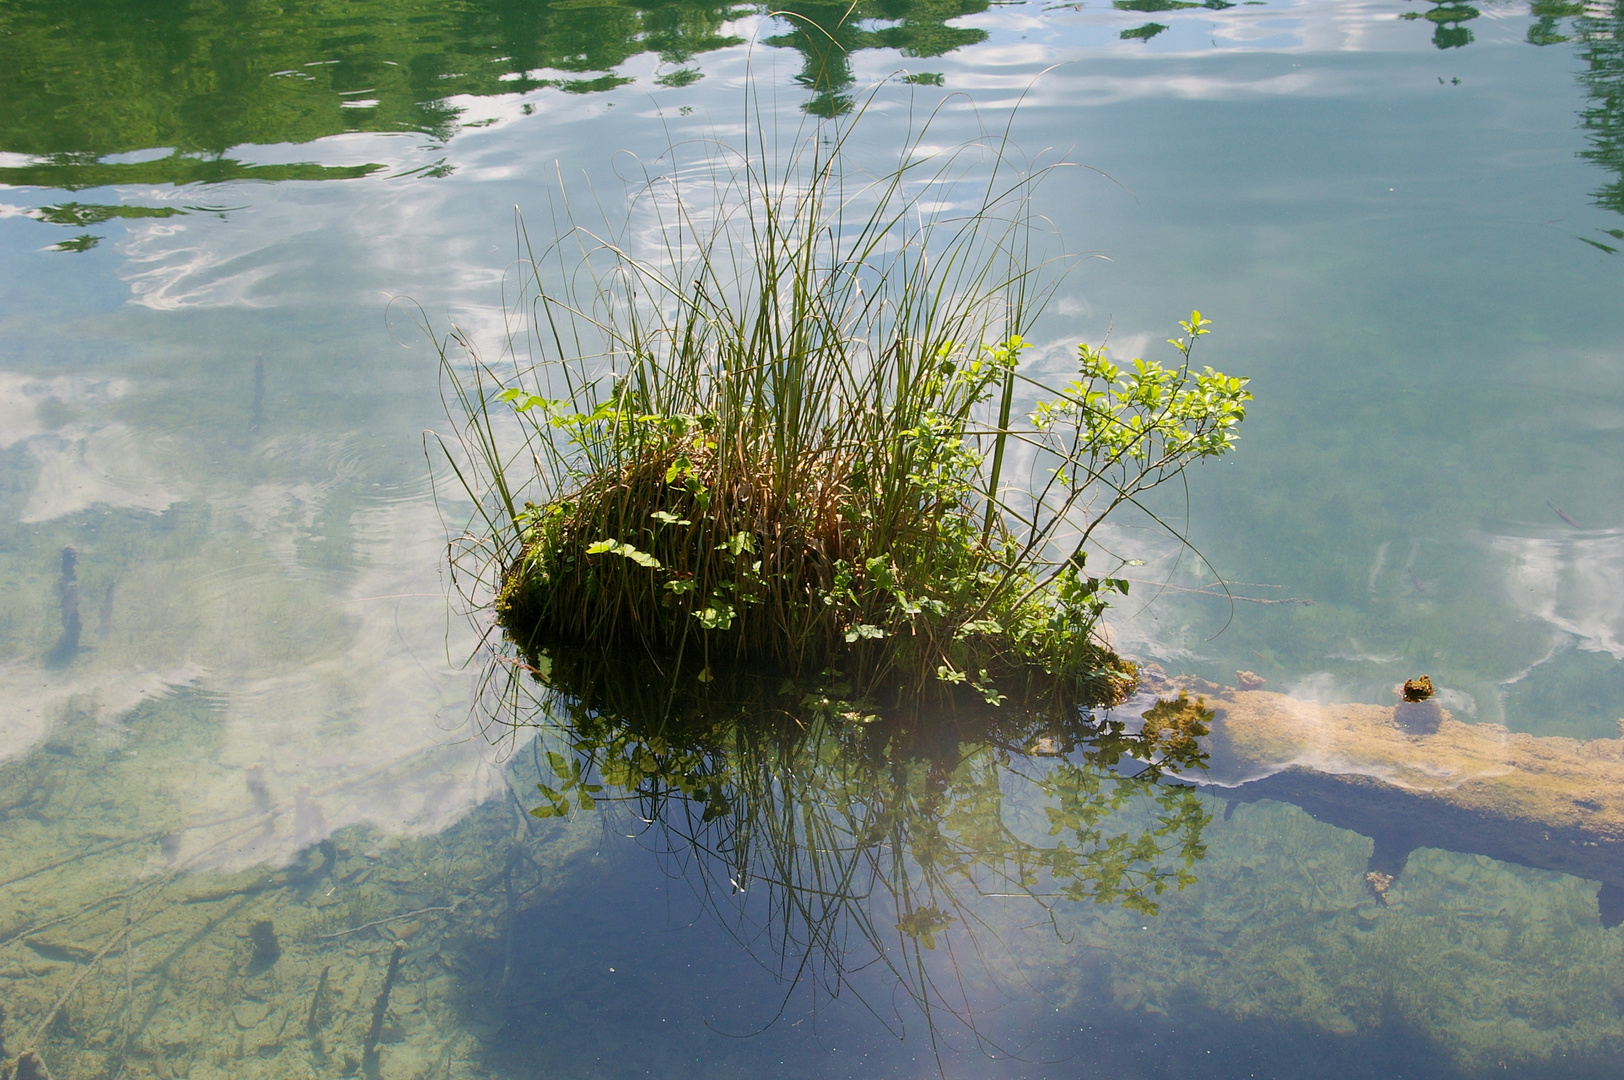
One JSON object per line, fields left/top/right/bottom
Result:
{"left": 1121, "top": 21, "right": 1170, "bottom": 39}
{"left": 0, "top": 153, "right": 382, "bottom": 192}
{"left": 28, "top": 202, "right": 184, "bottom": 227}
{"left": 1576, "top": 0, "right": 1624, "bottom": 216}
{"left": 1400, "top": 1, "right": 1479, "bottom": 48}
{"left": 1398, "top": 0, "right": 1624, "bottom": 223}
{"left": 48, "top": 233, "right": 101, "bottom": 253}
{"left": 0, "top": 0, "right": 999, "bottom": 182}
{"left": 766, "top": 0, "right": 988, "bottom": 115}
{"left": 480, "top": 647, "right": 1210, "bottom": 1054}
{"left": 24, "top": 201, "right": 189, "bottom": 248}
{"left": 531, "top": 750, "right": 605, "bottom": 817}
{"left": 655, "top": 67, "right": 705, "bottom": 88}
{"left": 0, "top": 0, "right": 745, "bottom": 162}
{"left": 1527, "top": 0, "right": 1583, "bottom": 43}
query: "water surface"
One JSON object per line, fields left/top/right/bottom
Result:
{"left": 2, "top": 0, "right": 1623, "bottom": 1076}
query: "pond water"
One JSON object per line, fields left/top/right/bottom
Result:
{"left": 2, "top": 0, "right": 1623, "bottom": 1076}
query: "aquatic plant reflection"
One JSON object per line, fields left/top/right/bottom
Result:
{"left": 1575, "top": 0, "right": 1624, "bottom": 220}
{"left": 1400, "top": 0, "right": 1480, "bottom": 49}
{"left": 477, "top": 647, "right": 1211, "bottom": 1052}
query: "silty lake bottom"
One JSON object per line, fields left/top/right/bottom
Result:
{"left": 2, "top": 0, "right": 1624, "bottom": 1075}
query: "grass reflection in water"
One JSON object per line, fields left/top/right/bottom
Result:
{"left": 477, "top": 645, "right": 1211, "bottom": 1055}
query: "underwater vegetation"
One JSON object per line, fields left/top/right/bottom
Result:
{"left": 435, "top": 83, "right": 1250, "bottom": 715}
{"left": 0, "top": 683, "right": 611, "bottom": 1080}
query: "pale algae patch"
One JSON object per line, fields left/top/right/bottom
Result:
{"left": 1057, "top": 799, "right": 1624, "bottom": 1071}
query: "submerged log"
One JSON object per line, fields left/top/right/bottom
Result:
{"left": 1170, "top": 678, "right": 1624, "bottom": 925}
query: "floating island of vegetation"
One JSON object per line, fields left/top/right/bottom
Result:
{"left": 438, "top": 85, "right": 1251, "bottom": 722}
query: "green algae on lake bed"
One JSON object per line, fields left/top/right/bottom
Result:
{"left": 0, "top": 687, "right": 601, "bottom": 1080}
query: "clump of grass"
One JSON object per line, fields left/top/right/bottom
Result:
{"left": 437, "top": 81, "right": 1249, "bottom": 715}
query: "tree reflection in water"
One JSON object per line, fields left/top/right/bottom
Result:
{"left": 476, "top": 646, "right": 1211, "bottom": 1058}
{"left": 7, "top": 0, "right": 1624, "bottom": 251}
{"left": 764, "top": 0, "right": 988, "bottom": 115}
{"left": 1400, "top": 1, "right": 1480, "bottom": 50}
{"left": 0, "top": 0, "right": 989, "bottom": 188}
{"left": 1404, "top": 0, "right": 1624, "bottom": 240}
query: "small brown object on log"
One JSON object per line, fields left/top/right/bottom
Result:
{"left": 1236, "top": 670, "right": 1266, "bottom": 690}
{"left": 1402, "top": 675, "right": 1435, "bottom": 703}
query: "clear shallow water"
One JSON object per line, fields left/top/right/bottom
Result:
{"left": 2, "top": 0, "right": 1623, "bottom": 1076}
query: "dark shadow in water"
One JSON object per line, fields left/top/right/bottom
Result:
{"left": 44, "top": 546, "right": 81, "bottom": 668}
{"left": 473, "top": 646, "right": 1211, "bottom": 1066}
{"left": 465, "top": 800, "right": 1624, "bottom": 1079}
{"left": 1214, "top": 761, "right": 1624, "bottom": 927}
